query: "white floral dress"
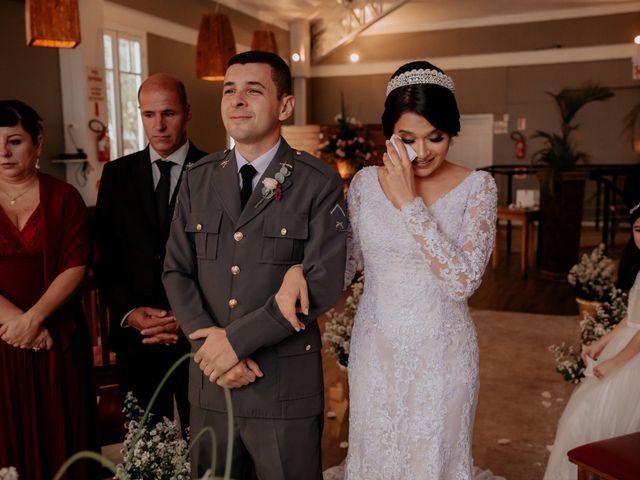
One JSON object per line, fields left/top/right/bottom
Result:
{"left": 343, "top": 166, "right": 497, "bottom": 480}
{"left": 544, "top": 271, "right": 640, "bottom": 480}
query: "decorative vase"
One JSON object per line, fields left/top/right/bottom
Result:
{"left": 575, "top": 297, "right": 603, "bottom": 320}
{"left": 538, "top": 171, "right": 587, "bottom": 279}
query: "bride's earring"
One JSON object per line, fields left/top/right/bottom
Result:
{"left": 35, "top": 157, "right": 40, "bottom": 169}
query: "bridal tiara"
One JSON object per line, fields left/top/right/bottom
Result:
{"left": 385, "top": 68, "right": 455, "bottom": 97}
{"left": 631, "top": 201, "right": 640, "bottom": 216}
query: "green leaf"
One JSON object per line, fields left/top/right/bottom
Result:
{"left": 274, "top": 172, "right": 285, "bottom": 183}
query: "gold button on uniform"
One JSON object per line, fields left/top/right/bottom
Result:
{"left": 305, "top": 344, "right": 311, "bottom": 351}
{"left": 196, "top": 223, "right": 202, "bottom": 231}
{"left": 228, "top": 298, "right": 238, "bottom": 309}
{"left": 280, "top": 227, "right": 288, "bottom": 236}
{"left": 234, "top": 231, "right": 244, "bottom": 241}
{"left": 231, "top": 265, "right": 240, "bottom": 275}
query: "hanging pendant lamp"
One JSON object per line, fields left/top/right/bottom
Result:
{"left": 25, "top": 0, "right": 81, "bottom": 48}
{"left": 196, "top": 12, "right": 237, "bottom": 81}
{"left": 251, "top": 30, "right": 278, "bottom": 55}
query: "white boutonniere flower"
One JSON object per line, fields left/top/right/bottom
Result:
{"left": 255, "top": 163, "right": 292, "bottom": 207}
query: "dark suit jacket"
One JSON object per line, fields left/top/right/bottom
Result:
{"left": 163, "top": 139, "right": 347, "bottom": 418}
{"left": 94, "top": 142, "right": 207, "bottom": 352}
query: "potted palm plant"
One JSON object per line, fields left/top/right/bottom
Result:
{"left": 532, "top": 83, "right": 614, "bottom": 278}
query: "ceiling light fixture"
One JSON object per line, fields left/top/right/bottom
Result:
{"left": 25, "top": 0, "right": 81, "bottom": 48}
{"left": 251, "top": 30, "right": 279, "bottom": 54}
{"left": 350, "top": 52, "right": 360, "bottom": 63}
{"left": 196, "top": 12, "right": 237, "bottom": 81}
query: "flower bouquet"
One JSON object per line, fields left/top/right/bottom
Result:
{"left": 319, "top": 96, "right": 375, "bottom": 180}
{"left": 567, "top": 243, "right": 616, "bottom": 303}
{"left": 549, "top": 288, "right": 628, "bottom": 383}
{"left": 323, "top": 272, "right": 364, "bottom": 367}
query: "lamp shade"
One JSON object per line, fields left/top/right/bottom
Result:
{"left": 196, "top": 12, "right": 237, "bottom": 81}
{"left": 25, "top": 0, "right": 81, "bottom": 48}
{"left": 251, "top": 30, "right": 278, "bottom": 55}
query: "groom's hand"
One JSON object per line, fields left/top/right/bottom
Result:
{"left": 215, "top": 358, "right": 264, "bottom": 388}
{"left": 190, "top": 327, "right": 239, "bottom": 382}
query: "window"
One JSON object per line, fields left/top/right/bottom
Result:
{"left": 103, "top": 29, "right": 147, "bottom": 159}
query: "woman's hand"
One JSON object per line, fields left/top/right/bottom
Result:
{"left": 275, "top": 265, "right": 308, "bottom": 332}
{"left": 593, "top": 357, "right": 621, "bottom": 379}
{"left": 378, "top": 137, "right": 417, "bottom": 209}
{"left": 0, "top": 310, "right": 44, "bottom": 348}
{"left": 32, "top": 328, "right": 54, "bottom": 350}
{"left": 581, "top": 338, "right": 607, "bottom": 363}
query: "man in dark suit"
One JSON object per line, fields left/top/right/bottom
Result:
{"left": 163, "top": 52, "right": 347, "bottom": 479}
{"left": 95, "top": 73, "right": 207, "bottom": 428}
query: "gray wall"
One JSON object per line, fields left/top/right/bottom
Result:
{"left": 0, "top": 0, "right": 65, "bottom": 179}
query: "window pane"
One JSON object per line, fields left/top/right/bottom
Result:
{"left": 120, "top": 72, "right": 142, "bottom": 156}
{"left": 118, "top": 38, "right": 131, "bottom": 72}
{"left": 103, "top": 34, "right": 113, "bottom": 70}
{"left": 131, "top": 40, "right": 142, "bottom": 74}
{"left": 105, "top": 71, "right": 118, "bottom": 159}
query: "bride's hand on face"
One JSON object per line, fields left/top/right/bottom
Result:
{"left": 379, "top": 137, "right": 417, "bottom": 209}
{"left": 275, "top": 265, "right": 309, "bottom": 332}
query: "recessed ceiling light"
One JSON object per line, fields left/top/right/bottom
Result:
{"left": 634, "top": 35, "right": 640, "bottom": 45}
{"left": 292, "top": 52, "right": 301, "bottom": 62}
{"left": 350, "top": 53, "right": 360, "bottom": 63}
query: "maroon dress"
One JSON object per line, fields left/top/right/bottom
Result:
{"left": 0, "top": 174, "right": 98, "bottom": 479}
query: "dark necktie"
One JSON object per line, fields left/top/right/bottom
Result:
{"left": 239, "top": 164, "right": 258, "bottom": 210}
{"left": 155, "top": 159, "right": 175, "bottom": 227}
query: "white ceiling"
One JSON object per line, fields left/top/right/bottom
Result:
{"left": 217, "top": 0, "right": 640, "bottom": 33}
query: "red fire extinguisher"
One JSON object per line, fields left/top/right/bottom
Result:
{"left": 89, "top": 119, "right": 110, "bottom": 163}
{"left": 510, "top": 131, "right": 526, "bottom": 160}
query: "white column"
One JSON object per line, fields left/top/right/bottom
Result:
{"left": 290, "top": 20, "right": 310, "bottom": 126}
{"left": 58, "top": 0, "right": 107, "bottom": 206}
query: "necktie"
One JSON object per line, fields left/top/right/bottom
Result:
{"left": 155, "top": 159, "right": 175, "bottom": 227}
{"left": 239, "top": 163, "right": 258, "bottom": 210}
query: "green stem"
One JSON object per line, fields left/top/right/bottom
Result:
{"left": 224, "top": 388, "right": 234, "bottom": 480}
{"left": 187, "top": 425, "right": 218, "bottom": 476}
{"left": 53, "top": 451, "right": 125, "bottom": 480}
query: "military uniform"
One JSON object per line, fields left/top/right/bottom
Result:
{"left": 163, "top": 138, "right": 347, "bottom": 479}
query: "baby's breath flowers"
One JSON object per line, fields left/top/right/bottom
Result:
{"left": 323, "top": 272, "right": 364, "bottom": 367}
{"left": 568, "top": 243, "right": 616, "bottom": 302}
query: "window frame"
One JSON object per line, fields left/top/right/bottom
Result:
{"left": 103, "top": 24, "right": 148, "bottom": 160}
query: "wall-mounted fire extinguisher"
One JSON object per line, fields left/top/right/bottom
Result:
{"left": 510, "top": 131, "right": 526, "bottom": 160}
{"left": 89, "top": 119, "right": 110, "bottom": 163}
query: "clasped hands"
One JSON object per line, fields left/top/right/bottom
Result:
{"left": 190, "top": 327, "right": 263, "bottom": 389}
{"left": 0, "top": 309, "right": 53, "bottom": 351}
{"left": 189, "top": 265, "right": 310, "bottom": 389}
{"left": 581, "top": 339, "right": 617, "bottom": 379}
{"left": 127, "top": 307, "right": 181, "bottom": 345}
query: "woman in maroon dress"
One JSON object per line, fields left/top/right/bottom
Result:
{"left": 0, "top": 100, "right": 98, "bottom": 478}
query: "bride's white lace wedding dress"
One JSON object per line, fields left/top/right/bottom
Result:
{"left": 339, "top": 166, "right": 498, "bottom": 480}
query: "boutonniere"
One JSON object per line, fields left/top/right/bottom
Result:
{"left": 255, "top": 163, "right": 292, "bottom": 207}
{"left": 185, "top": 162, "right": 194, "bottom": 170}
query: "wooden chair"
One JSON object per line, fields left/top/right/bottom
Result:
{"left": 81, "top": 271, "right": 125, "bottom": 445}
{"left": 567, "top": 432, "right": 640, "bottom": 479}
{"left": 492, "top": 206, "right": 540, "bottom": 277}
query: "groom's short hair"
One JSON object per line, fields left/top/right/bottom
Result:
{"left": 227, "top": 51, "right": 292, "bottom": 98}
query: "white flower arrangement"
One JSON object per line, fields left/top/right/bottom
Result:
{"left": 323, "top": 272, "right": 364, "bottom": 367}
{"left": 550, "top": 288, "right": 628, "bottom": 383}
{"left": 0, "top": 467, "right": 19, "bottom": 480}
{"left": 116, "top": 392, "right": 190, "bottom": 480}
{"left": 567, "top": 243, "right": 616, "bottom": 302}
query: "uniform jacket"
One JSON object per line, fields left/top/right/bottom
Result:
{"left": 163, "top": 138, "right": 347, "bottom": 418}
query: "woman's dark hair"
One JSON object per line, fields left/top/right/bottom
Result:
{"left": 227, "top": 50, "right": 292, "bottom": 98}
{"left": 381, "top": 61, "right": 460, "bottom": 139}
{"left": 617, "top": 236, "right": 640, "bottom": 291}
{"left": 0, "top": 100, "right": 43, "bottom": 144}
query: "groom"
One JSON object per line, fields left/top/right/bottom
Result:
{"left": 162, "top": 51, "right": 346, "bottom": 479}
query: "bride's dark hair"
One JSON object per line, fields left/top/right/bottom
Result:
{"left": 381, "top": 61, "right": 460, "bottom": 139}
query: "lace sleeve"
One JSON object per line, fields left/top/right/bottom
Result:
{"left": 344, "top": 171, "right": 365, "bottom": 288}
{"left": 399, "top": 173, "right": 497, "bottom": 301}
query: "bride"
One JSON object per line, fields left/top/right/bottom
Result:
{"left": 278, "top": 60, "right": 498, "bottom": 479}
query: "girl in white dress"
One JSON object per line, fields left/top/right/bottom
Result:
{"left": 544, "top": 205, "right": 640, "bottom": 480}
{"left": 278, "top": 61, "right": 498, "bottom": 479}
